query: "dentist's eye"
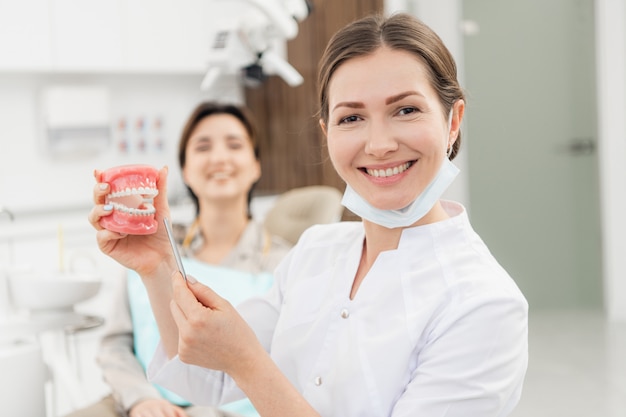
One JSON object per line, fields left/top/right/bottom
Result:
{"left": 338, "top": 115, "right": 361, "bottom": 125}
{"left": 398, "top": 106, "right": 418, "bottom": 116}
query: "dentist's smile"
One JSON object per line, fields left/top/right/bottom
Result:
{"left": 361, "top": 161, "right": 415, "bottom": 178}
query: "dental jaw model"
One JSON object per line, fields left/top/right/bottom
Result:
{"left": 99, "top": 165, "right": 159, "bottom": 235}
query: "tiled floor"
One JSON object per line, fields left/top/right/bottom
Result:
{"left": 510, "top": 309, "right": 626, "bottom": 417}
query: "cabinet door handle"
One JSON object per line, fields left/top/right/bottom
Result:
{"left": 566, "top": 138, "right": 596, "bottom": 155}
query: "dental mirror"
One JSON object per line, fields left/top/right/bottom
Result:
{"left": 163, "top": 218, "right": 187, "bottom": 281}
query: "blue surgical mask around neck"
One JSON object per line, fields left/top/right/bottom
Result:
{"left": 340, "top": 110, "right": 459, "bottom": 229}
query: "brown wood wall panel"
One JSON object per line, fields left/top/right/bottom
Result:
{"left": 246, "top": 0, "right": 384, "bottom": 196}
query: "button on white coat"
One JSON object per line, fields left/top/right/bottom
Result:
{"left": 314, "top": 376, "right": 322, "bottom": 386}
{"left": 340, "top": 309, "right": 350, "bottom": 319}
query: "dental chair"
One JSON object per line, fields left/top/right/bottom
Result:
{"left": 263, "top": 185, "right": 344, "bottom": 245}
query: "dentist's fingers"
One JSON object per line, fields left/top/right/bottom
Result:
{"left": 171, "top": 270, "right": 228, "bottom": 315}
{"left": 170, "top": 271, "right": 207, "bottom": 312}
{"left": 169, "top": 271, "right": 230, "bottom": 369}
{"left": 169, "top": 271, "right": 225, "bottom": 340}
{"left": 169, "top": 271, "right": 201, "bottom": 350}
{"left": 87, "top": 202, "right": 113, "bottom": 231}
{"left": 92, "top": 170, "right": 108, "bottom": 204}
{"left": 170, "top": 296, "right": 186, "bottom": 327}
{"left": 170, "top": 270, "right": 191, "bottom": 318}
{"left": 89, "top": 169, "right": 112, "bottom": 231}
{"left": 185, "top": 277, "right": 228, "bottom": 312}
{"left": 170, "top": 269, "right": 261, "bottom": 373}
{"left": 153, "top": 166, "right": 170, "bottom": 218}
{"left": 94, "top": 228, "right": 128, "bottom": 257}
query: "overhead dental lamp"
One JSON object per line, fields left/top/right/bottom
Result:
{"left": 200, "top": 0, "right": 313, "bottom": 95}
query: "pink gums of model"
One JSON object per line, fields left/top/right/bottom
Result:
{"left": 99, "top": 164, "right": 159, "bottom": 235}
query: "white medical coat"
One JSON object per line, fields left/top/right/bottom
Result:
{"left": 148, "top": 201, "right": 528, "bottom": 417}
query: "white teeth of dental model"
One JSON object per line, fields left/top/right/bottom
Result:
{"left": 366, "top": 162, "right": 412, "bottom": 178}
{"left": 109, "top": 186, "right": 159, "bottom": 199}
{"left": 106, "top": 184, "right": 159, "bottom": 215}
{"left": 109, "top": 202, "right": 156, "bottom": 215}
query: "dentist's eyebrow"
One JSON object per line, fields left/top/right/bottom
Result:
{"left": 385, "top": 90, "right": 424, "bottom": 105}
{"left": 331, "top": 101, "right": 365, "bottom": 112}
{"left": 331, "top": 91, "right": 425, "bottom": 112}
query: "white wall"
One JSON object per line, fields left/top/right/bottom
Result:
{"left": 596, "top": 0, "right": 626, "bottom": 321}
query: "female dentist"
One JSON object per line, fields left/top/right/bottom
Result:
{"left": 89, "top": 12, "right": 528, "bottom": 417}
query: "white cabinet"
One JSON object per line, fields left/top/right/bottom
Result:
{"left": 0, "top": 0, "right": 53, "bottom": 70}
{"left": 124, "top": 0, "right": 215, "bottom": 73}
{"left": 0, "top": 0, "right": 220, "bottom": 73}
{"left": 51, "top": 0, "right": 124, "bottom": 71}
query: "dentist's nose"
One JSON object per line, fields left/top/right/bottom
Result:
{"left": 364, "top": 120, "right": 398, "bottom": 157}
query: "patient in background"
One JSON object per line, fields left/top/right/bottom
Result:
{"left": 67, "top": 102, "right": 292, "bottom": 417}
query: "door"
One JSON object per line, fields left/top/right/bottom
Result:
{"left": 462, "top": 0, "right": 603, "bottom": 309}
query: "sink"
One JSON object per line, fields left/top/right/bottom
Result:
{"left": 8, "top": 270, "right": 101, "bottom": 313}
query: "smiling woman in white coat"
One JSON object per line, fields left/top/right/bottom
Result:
{"left": 89, "top": 12, "right": 528, "bottom": 417}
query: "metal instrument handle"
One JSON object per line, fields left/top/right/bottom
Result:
{"left": 163, "top": 218, "right": 187, "bottom": 281}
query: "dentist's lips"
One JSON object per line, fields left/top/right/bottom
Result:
{"left": 99, "top": 164, "right": 159, "bottom": 235}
